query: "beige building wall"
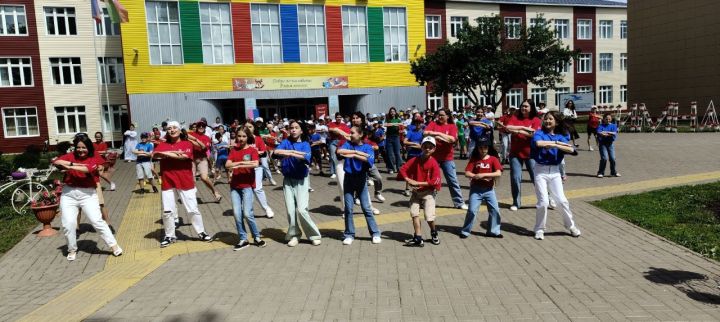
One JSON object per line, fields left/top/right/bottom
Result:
{"left": 628, "top": 0, "right": 720, "bottom": 114}
{"left": 595, "top": 7, "right": 626, "bottom": 108}
{"left": 34, "top": 0, "right": 127, "bottom": 145}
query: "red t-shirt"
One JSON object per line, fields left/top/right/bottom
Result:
{"left": 498, "top": 115, "right": 510, "bottom": 134}
{"left": 363, "top": 138, "right": 379, "bottom": 150}
{"left": 397, "top": 155, "right": 442, "bottom": 192}
{"left": 425, "top": 121, "right": 458, "bottom": 162}
{"left": 155, "top": 140, "right": 195, "bottom": 190}
{"left": 507, "top": 115, "right": 541, "bottom": 159}
{"left": 228, "top": 146, "right": 259, "bottom": 189}
{"left": 57, "top": 153, "right": 100, "bottom": 188}
{"left": 189, "top": 132, "right": 211, "bottom": 160}
{"left": 252, "top": 135, "right": 267, "bottom": 154}
{"left": 328, "top": 121, "right": 350, "bottom": 147}
{"left": 263, "top": 132, "right": 277, "bottom": 150}
{"left": 465, "top": 155, "right": 502, "bottom": 189}
{"left": 93, "top": 141, "right": 108, "bottom": 158}
{"left": 588, "top": 113, "right": 601, "bottom": 128}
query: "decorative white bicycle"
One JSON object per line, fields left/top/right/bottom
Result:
{"left": 0, "top": 166, "right": 57, "bottom": 214}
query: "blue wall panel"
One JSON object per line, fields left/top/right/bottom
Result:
{"left": 280, "top": 5, "right": 300, "bottom": 63}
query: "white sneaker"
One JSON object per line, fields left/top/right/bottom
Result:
{"left": 330, "top": 174, "right": 337, "bottom": 179}
{"left": 265, "top": 208, "right": 274, "bottom": 218}
{"left": 569, "top": 226, "right": 582, "bottom": 237}
{"left": 287, "top": 237, "right": 299, "bottom": 247}
{"left": 109, "top": 182, "right": 116, "bottom": 191}
{"left": 311, "top": 239, "right": 322, "bottom": 246}
{"left": 112, "top": 246, "right": 123, "bottom": 257}
{"left": 342, "top": 237, "right": 353, "bottom": 245}
{"left": 375, "top": 193, "right": 385, "bottom": 202}
{"left": 67, "top": 252, "right": 77, "bottom": 261}
{"left": 534, "top": 230, "right": 544, "bottom": 240}
{"left": 372, "top": 208, "right": 380, "bottom": 215}
{"left": 270, "top": 179, "right": 277, "bottom": 186}
{"left": 589, "top": 147, "right": 594, "bottom": 151}
{"left": 354, "top": 198, "right": 360, "bottom": 205}
{"left": 597, "top": 174, "right": 604, "bottom": 178}
{"left": 368, "top": 180, "right": 374, "bottom": 186}
{"left": 510, "top": 206, "right": 518, "bottom": 211}
{"left": 457, "top": 204, "right": 468, "bottom": 210}
{"left": 372, "top": 236, "right": 382, "bottom": 244}
{"left": 549, "top": 199, "right": 557, "bottom": 209}
{"left": 614, "top": 173, "right": 622, "bottom": 177}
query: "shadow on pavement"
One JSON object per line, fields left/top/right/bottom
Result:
{"left": 381, "top": 230, "right": 413, "bottom": 242}
{"left": 310, "top": 205, "right": 343, "bottom": 217}
{"left": 644, "top": 267, "right": 720, "bottom": 305}
{"left": 212, "top": 231, "right": 239, "bottom": 245}
{"left": 566, "top": 172, "right": 599, "bottom": 178}
{"left": 56, "top": 240, "right": 112, "bottom": 256}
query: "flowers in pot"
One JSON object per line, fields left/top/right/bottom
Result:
{"left": 30, "top": 180, "right": 62, "bottom": 237}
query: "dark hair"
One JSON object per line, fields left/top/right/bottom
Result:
{"left": 542, "top": 111, "right": 568, "bottom": 135}
{"left": 388, "top": 107, "right": 398, "bottom": 119}
{"left": 437, "top": 108, "right": 454, "bottom": 123}
{"left": 244, "top": 120, "right": 259, "bottom": 136}
{"left": 517, "top": 99, "right": 538, "bottom": 120}
{"left": 94, "top": 131, "right": 103, "bottom": 139}
{"left": 469, "top": 139, "right": 498, "bottom": 159}
{"left": 288, "top": 119, "right": 309, "bottom": 142}
{"left": 334, "top": 112, "right": 342, "bottom": 118}
{"left": 565, "top": 100, "right": 576, "bottom": 110}
{"left": 73, "top": 135, "right": 95, "bottom": 158}
{"left": 235, "top": 127, "right": 255, "bottom": 145}
{"left": 161, "top": 121, "right": 167, "bottom": 127}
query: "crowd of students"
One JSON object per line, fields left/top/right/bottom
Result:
{"left": 52, "top": 100, "right": 622, "bottom": 258}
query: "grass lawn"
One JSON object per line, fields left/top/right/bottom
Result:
{"left": 0, "top": 210, "right": 40, "bottom": 257}
{"left": 592, "top": 181, "right": 720, "bottom": 261}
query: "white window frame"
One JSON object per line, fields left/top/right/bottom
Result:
{"left": 576, "top": 19, "right": 592, "bottom": 40}
{"left": 2, "top": 107, "right": 39, "bottom": 138}
{"left": 102, "top": 104, "right": 127, "bottom": 132}
{"left": 97, "top": 57, "right": 125, "bottom": 84}
{"left": 554, "top": 19, "right": 568, "bottom": 39}
{"left": 199, "top": 3, "right": 234, "bottom": 65}
{"left": 383, "top": 7, "right": 408, "bottom": 62}
{"left": 342, "top": 6, "right": 368, "bottom": 63}
{"left": 620, "top": 20, "right": 627, "bottom": 39}
{"left": 506, "top": 88, "right": 523, "bottom": 109}
{"left": 50, "top": 57, "right": 82, "bottom": 85}
{"left": 620, "top": 85, "right": 627, "bottom": 103}
{"left": 452, "top": 92, "right": 468, "bottom": 112}
{"left": 450, "top": 16, "right": 467, "bottom": 38}
{"left": 0, "top": 57, "right": 33, "bottom": 87}
{"left": 95, "top": 7, "right": 120, "bottom": 36}
{"left": 576, "top": 85, "right": 592, "bottom": 93}
{"left": 44, "top": 7, "right": 77, "bottom": 36}
{"left": 55, "top": 106, "right": 87, "bottom": 135}
{"left": 427, "top": 93, "right": 443, "bottom": 111}
{"left": 556, "top": 60, "right": 569, "bottom": 73}
{"left": 505, "top": 17, "right": 521, "bottom": 39}
{"left": 530, "top": 88, "right": 547, "bottom": 105}
{"left": 598, "top": 85, "right": 613, "bottom": 104}
{"left": 599, "top": 53, "right": 613, "bottom": 72}
{"left": 478, "top": 94, "right": 495, "bottom": 107}
{"left": 529, "top": 18, "right": 546, "bottom": 28}
{"left": 0, "top": 5, "right": 28, "bottom": 36}
{"left": 298, "top": 5, "right": 327, "bottom": 64}
{"left": 620, "top": 53, "right": 627, "bottom": 71}
{"left": 425, "top": 15, "right": 441, "bottom": 39}
{"left": 599, "top": 20, "right": 612, "bottom": 39}
{"left": 145, "top": 1, "right": 183, "bottom": 65}
{"left": 250, "top": 4, "right": 282, "bottom": 64}
{"left": 554, "top": 87, "right": 569, "bottom": 108}
{"left": 577, "top": 53, "right": 592, "bottom": 73}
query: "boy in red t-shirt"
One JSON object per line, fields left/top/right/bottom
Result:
{"left": 460, "top": 137, "right": 503, "bottom": 238}
{"left": 397, "top": 136, "right": 442, "bottom": 247}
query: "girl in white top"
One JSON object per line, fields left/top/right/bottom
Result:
{"left": 123, "top": 123, "right": 138, "bottom": 162}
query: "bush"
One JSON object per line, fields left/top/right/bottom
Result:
{"left": 55, "top": 141, "right": 72, "bottom": 156}
{"left": 0, "top": 157, "right": 12, "bottom": 179}
{"left": 12, "top": 150, "right": 40, "bottom": 169}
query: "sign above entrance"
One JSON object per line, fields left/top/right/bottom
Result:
{"left": 232, "top": 76, "right": 349, "bottom": 91}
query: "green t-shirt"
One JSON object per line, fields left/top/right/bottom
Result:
{"left": 385, "top": 117, "right": 402, "bottom": 136}
{"left": 455, "top": 120, "right": 466, "bottom": 136}
{"left": 259, "top": 128, "right": 269, "bottom": 135}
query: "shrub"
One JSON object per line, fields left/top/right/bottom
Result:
{"left": 0, "top": 157, "right": 12, "bottom": 179}
{"left": 55, "top": 141, "right": 72, "bottom": 156}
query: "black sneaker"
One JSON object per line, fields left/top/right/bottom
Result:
{"left": 152, "top": 186, "right": 159, "bottom": 193}
{"left": 431, "top": 231, "right": 440, "bottom": 245}
{"left": 404, "top": 236, "right": 424, "bottom": 247}
{"left": 233, "top": 240, "right": 250, "bottom": 251}
{"left": 255, "top": 238, "right": 267, "bottom": 248}
{"left": 160, "top": 236, "right": 176, "bottom": 248}
{"left": 198, "top": 232, "right": 214, "bottom": 242}
{"left": 175, "top": 217, "right": 183, "bottom": 228}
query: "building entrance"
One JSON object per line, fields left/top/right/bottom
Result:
{"left": 257, "top": 97, "right": 328, "bottom": 121}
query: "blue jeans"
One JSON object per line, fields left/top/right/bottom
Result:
{"left": 343, "top": 173, "right": 380, "bottom": 239}
{"left": 598, "top": 142, "right": 617, "bottom": 175}
{"left": 439, "top": 160, "right": 465, "bottom": 207}
{"left": 328, "top": 140, "right": 339, "bottom": 175}
{"left": 510, "top": 157, "right": 536, "bottom": 208}
{"left": 386, "top": 135, "right": 403, "bottom": 172}
{"left": 461, "top": 186, "right": 501, "bottom": 236}
{"left": 230, "top": 187, "right": 259, "bottom": 241}
{"left": 260, "top": 157, "right": 274, "bottom": 182}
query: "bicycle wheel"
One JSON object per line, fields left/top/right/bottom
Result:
{"left": 12, "top": 182, "right": 49, "bottom": 214}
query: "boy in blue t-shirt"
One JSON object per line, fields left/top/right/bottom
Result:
{"left": 133, "top": 132, "right": 159, "bottom": 193}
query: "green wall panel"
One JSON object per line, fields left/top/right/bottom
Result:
{"left": 179, "top": 2, "right": 202, "bottom": 64}
{"left": 367, "top": 7, "right": 385, "bottom": 63}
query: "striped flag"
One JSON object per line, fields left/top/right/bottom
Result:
{"left": 106, "top": 0, "right": 129, "bottom": 23}
{"left": 90, "top": 0, "right": 103, "bottom": 23}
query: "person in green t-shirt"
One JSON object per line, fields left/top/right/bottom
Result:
{"left": 455, "top": 114, "right": 468, "bottom": 159}
{"left": 384, "top": 107, "right": 404, "bottom": 173}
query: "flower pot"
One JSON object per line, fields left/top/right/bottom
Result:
{"left": 11, "top": 171, "right": 27, "bottom": 180}
{"left": 31, "top": 204, "right": 58, "bottom": 237}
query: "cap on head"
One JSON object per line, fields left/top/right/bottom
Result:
{"left": 421, "top": 136, "right": 436, "bottom": 147}
{"left": 167, "top": 121, "right": 181, "bottom": 129}
{"left": 254, "top": 117, "right": 264, "bottom": 123}
{"left": 476, "top": 136, "right": 492, "bottom": 147}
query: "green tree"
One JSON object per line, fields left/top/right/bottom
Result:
{"left": 411, "top": 15, "right": 579, "bottom": 109}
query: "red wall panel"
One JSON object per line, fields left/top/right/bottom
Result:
{"left": 232, "top": 3, "right": 253, "bottom": 63}
{"left": 573, "top": 7, "right": 596, "bottom": 94}
{"left": 325, "top": 6, "right": 344, "bottom": 63}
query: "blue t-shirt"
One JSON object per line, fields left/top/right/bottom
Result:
{"left": 135, "top": 142, "right": 153, "bottom": 163}
{"left": 530, "top": 131, "right": 572, "bottom": 165}
{"left": 310, "top": 133, "right": 322, "bottom": 152}
{"left": 374, "top": 128, "right": 386, "bottom": 147}
{"left": 215, "top": 141, "right": 229, "bottom": 160}
{"left": 405, "top": 125, "right": 424, "bottom": 158}
{"left": 275, "top": 139, "right": 311, "bottom": 179}
{"left": 339, "top": 141, "right": 375, "bottom": 175}
{"left": 469, "top": 118, "right": 493, "bottom": 141}
{"left": 596, "top": 123, "right": 617, "bottom": 144}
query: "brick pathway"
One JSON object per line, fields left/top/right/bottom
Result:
{"left": 2, "top": 133, "right": 720, "bottom": 321}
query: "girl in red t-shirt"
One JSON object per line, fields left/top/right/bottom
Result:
{"left": 226, "top": 127, "right": 266, "bottom": 250}
{"left": 53, "top": 134, "right": 122, "bottom": 261}
{"left": 461, "top": 137, "right": 503, "bottom": 238}
{"left": 93, "top": 132, "right": 116, "bottom": 191}
{"left": 243, "top": 121, "right": 276, "bottom": 218}
{"left": 587, "top": 106, "right": 601, "bottom": 151}
{"left": 504, "top": 99, "right": 542, "bottom": 211}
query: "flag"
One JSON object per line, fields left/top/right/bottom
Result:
{"left": 90, "top": 0, "right": 103, "bottom": 23}
{"left": 106, "top": 0, "right": 129, "bottom": 23}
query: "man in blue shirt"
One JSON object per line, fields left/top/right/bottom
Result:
{"left": 596, "top": 114, "right": 620, "bottom": 178}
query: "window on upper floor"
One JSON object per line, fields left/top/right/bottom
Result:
{"left": 0, "top": 57, "right": 33, "bottom": 87}
{"left": 45, "top": 7, "right": 77, "bottom": 35}
{"left": 554, "top": 19, "right": 569, "bottom": 39}
{"left": 384, "top": 8, "right": 407, "bottom": 62}
{"left": 50, "top": 57, "right": 82, "bottom": 85}
{"left": 55, "top": 106, "right": 87, "bottom": 134}
{"left": 450, "top": 16, "right": 468, "bottom": 38}
{"left": 250, "top": 4, "right": 282, "bottom": 64}
{"left": 576, "top": 19, "right": 591, "bottom": 40}
{"left": 599, "top": 20, "right": 612, "bottom": 39}
{"left": 299, "top": 5, "right": 327, "bottom": 63}
{"left": 95, "top": 8, "right": 120, "bottom": 36}
{"left": 599, "top": 53, "right": 613, "bottom": 72}
{"left": 342, "top": 6, "right": 368, "bottom": 63}
{"left": 0, "top": 5, "right": 28, "bottom": 36}
{"left": 577, "top": 53, "right": 592, "bottom": 73}
{"left": 620, "top": 20, "right": 627, "bottom": 39}
{"left": 146, "top": 1, "right": 183, "bottom": 65}
{"left": 425, "top": 15, "right": 440, "bottom": 39}
{"left": 504, "top": 17, "right": 521, "bottom": 39}
{"left": 199, "top": 3, "right": 234, "bottom": 64}
{"left": 2, "top": 107, "right": 39, "bottom": 137}
{"left": 97, "top": 57, "right": 125, "bottom": 84}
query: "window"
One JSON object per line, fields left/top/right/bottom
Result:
{"left": 556, "top": 60, "right": 569, "bottom": 73}
{"left": 342, "top": 6, "right": 368, "bottom": 63}
{"left": 450, "top": 16, "right": 467, "bottom": 38}
{"left": 599, "top": 53, "right": 613, "bottom": 72}
{"left": 2, "top": 107, "right": 39, "bottom": 137}
{"left": 620, "top": 85, "right": 627, "bottom": 103}
{"left": 554, "top": 19, "right": 568, "bottom": 39}
{"left": 298, "top": 5, "right": 326, "bottom": 63}
{"left": 620, "top": 20, "right": 627, "bottom": 39}
{"left": 50, "top": 57, "right": 82, "bottom": 85}
{"left": 505, "top": 17, "right": 521, "bottom": 39}
{"left": 427, "top": 93, "right": 443, "bottom": 111}
{"left": 146, "top": 1, "right": 182, "bottom": 65}
{"left": 199, "top": 3, "right": 233, "bottom": 64}
{"left": 531, "top": 88, "right": 547, "bottom": 105}
{"left": 55, "top": 106, "right": 87, "bottom": 134}
{"left": 383, "top": 8, "right": 407, "bottom": 62}
{"left": 250, "top": 4, "right": 281, "bottom": 64}
{"left": 0, "top": 5, "right": 28, "bottom": 36}
{"left": 0, "top": 58, "right": 33, "bottom": 87}
{"left": 599, "top": 20, "right": 612, "bottom": 39}
{"left": 97, "top": 57, "right": 124, "bottom": 84}
{"left": 529, "top": 18, "right": 546, "bottom": 28}
{"left": 620, "top": 53, "right": 627, "bottom": 71}
{"left": 577, "top": 53, "right": 592, "bottom": 73}
{"left": 95, "top": 8, "right": 120, "bottom": 36}
{"left": 576, "top": 19, "right": 591, "bottom": 40}
{"left": 425, "top": 15, "right": 440, "bottom": 39}
{"left": 44, "top": 7, "right": 77, "bottom": 36}
{"left": 554, "top": 87, "right": 569, "bottom": 107}
{"left": 102, "top": 105, "right": 127, "bottom": 132}
{"left": 598, "top": 85, "right": 613, "bottom": 104}
{"left": 506, "top": 88, "right": 522, "bottom": 108}
{"left": 577, "top": 85, "right": 592, "bottom": 93}
{"left": 452, "top": 92, "right": 468, "bottom": 111}
{"left": 479, "top": 94, "right": 495, "bottom": 107}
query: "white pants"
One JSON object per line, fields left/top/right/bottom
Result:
{"left": 532, "top": 164, "right": 577, "bottom": 232}
{"left": 253, "top": 167, "right": 270, "bottom": 211}
{"left": 60, "top": 186, "right": 117, "bottom": 253}
{"left": 161, "top": 188, "right": 206, "bottom": 238}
